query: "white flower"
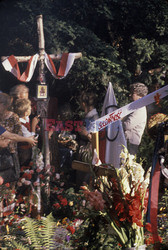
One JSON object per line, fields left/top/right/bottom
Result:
{"left": 24, "top": 180, "right": 31, "bottom": 185}
{"left": 121, "top": 176, "right": 131, "bottom": 194}
{"left": 56, "top": 173, "right": 60, "bottom": 179}
{"left": 120, "top": 146, "right": 129, "bottom": 164}
{"left": 132, "top": 163, "right": 144, "bottom": 183}
{"left": 141, "top": 167, "right": 151, "bottom": 191}
{"left": 127, "top": 154, "right": 135, "bottom": 166}
{"left": 21, "top": 178, "right": 26, "bottom": 183}
{"left": 82, "top": 200, "right": 86, "bottom": 206}
{"left": 118, "top": 168, "right": 131, "bottom": 194}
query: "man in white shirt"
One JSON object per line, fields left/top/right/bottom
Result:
{"left": 122, "top": 83, "right": 148, "bottom": 155}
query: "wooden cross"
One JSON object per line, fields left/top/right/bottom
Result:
{"left": 1, "top": 14, "right": 82, "bottom": 168}
{"left": 1, "top": 15, "right": 82, "bottom": 216}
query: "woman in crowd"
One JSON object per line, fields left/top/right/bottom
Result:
{"left": 0, "top": 93, "right": 36, "bottom": 212}
{"left": 76, "top": 91, "right": 99, "bottom": 189}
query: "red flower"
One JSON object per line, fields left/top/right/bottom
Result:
{"left": 53, "top": 203, "right": 61, "bottom": 209}
{"left": 0, "top": 220, "right": 5, "bottom": 225}
{"left": 5, "top": 183, "right": 10, "bottom": 187}
{"left": 145, "top": 234, "right": 162, "bottom": 245}
{"left": 16, "top": 195, "right": 24, "bottom": 203}
{"left": 3, "top": 211, "right": 13, "bottom": 216}
{"left": 67, "top": 225, "right": 75, "bottom": 234}
{"left": 22, "top": 173, "right": 32, "bottom": 180}
{"left": 83, "top": 189, "right": 105, "bottom": 211}
{"left": 125, "top": 192, "right": 143, "bottom": 226}
{"left": 39, "top": 174, "right": 45, "bottom": 180}
{"left": 111, "top": 178, "right": 119, "bottom": 190}
{"left": 61, "top": 198, "right": 68, "bottom": 206}
{"left": 29, "top": 161, "right": 34, "bottom": 167}
{"left": 57, "top": 195, "right": 63, "bottom": 201}
{"left": 145, "top": 223, "right": 152, "bottom": 232}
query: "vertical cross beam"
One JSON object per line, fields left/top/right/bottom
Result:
{"left": 37, "top": 15, "right": 45, "bottom": 84}
{"left": 36, "top": 15, "right": 50, "bottom": 207}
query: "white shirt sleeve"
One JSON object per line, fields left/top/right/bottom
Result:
{"left": 21, "top": 125, "right": 35, "bottom": 137}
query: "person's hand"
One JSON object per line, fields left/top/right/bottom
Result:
{"left": 0, "top": 139, "right": 10, "bottom": 148}
{"left": 0, "top": 176, "right": 4, "bottom": 185}
{"left": 48, "top": 130, "right": 54, "bottom": 139}
{"left": 31, "top": 115, "right": 40, "bottom": 132}
{"left": 27, "top": 136, "right": 37, "bottom": 146}
{"left": 87, "top": 133, "right": 92, "bottom": 141}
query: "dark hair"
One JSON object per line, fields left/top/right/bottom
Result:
{"left": 80, "top": 91, "right": 96, "bottom": 107}
{"left": 130, "top": 82, "right": 148, "bottom": 97}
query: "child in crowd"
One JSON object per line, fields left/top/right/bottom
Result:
{"left": 14, "top": 99, "right": 38, "bottom": 136}
{"left": 14, "top": 99, "right": 39, "bottom": 166}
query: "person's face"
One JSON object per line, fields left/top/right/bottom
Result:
{"left": 19, "top": 90, "right": 29, "bottom": 99}
{"left": 81, "top": 102, "right": 86, "bottom": 111}
{"left": 25, "top": 105, "right": 31, "bottom": 117}
{"left": 0, "top": 103, "right": 6, "bottom": 114}
{"left": 130, "top": 92, "right": 141, "bottom": 101}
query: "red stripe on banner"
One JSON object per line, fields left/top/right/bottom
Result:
{"left": 47, "top": 54, "right": 57, "bottom": 75}
{"left": 99, "top": 129, "right": 106, "bottom": 163}
{"left": 150, "top": 160, "right": 161, "bottom": 243}
{"left": 8, "top": 55, "right": 21, "bottom": 78}
{"left": 58, "top": 53, "right": 69, "bottom": 77}
{"left": 20, "top": 55, "right": 33, "bottom": 82}
{"left": 8, "top": 55, "right": 16, "bottom": 67}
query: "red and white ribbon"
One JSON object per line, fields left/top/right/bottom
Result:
{"left": 90, "top": 84, "right": 168, "bottom": 132}
{"left": 2, "top": 54, "right": 39, "bottom": 82}
{"left": 44, "top": 52, "right": 76, "bottom": 79}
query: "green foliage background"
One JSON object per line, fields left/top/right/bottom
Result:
{"left": 0, "top": 0, "right": 167, "bottom": 168}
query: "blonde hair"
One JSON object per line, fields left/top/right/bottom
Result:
{"left": 10, "top": 84, "right": 29, "bottom": 99}
{"left": 0, "top": 92, "right": 12, "bottom": 110}
{"left": 14, "top": 99, "right": 31, "bottom": 118}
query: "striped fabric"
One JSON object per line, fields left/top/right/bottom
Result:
{"left": 2, "top": 52, "right": 76, "bottom": 82}
{"left": 2, "top": 54, "right": 39, "bottom": 82}
{"left": 44, "top": 52, "right": 76, "bottom": 79}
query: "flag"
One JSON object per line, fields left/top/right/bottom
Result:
{"left": 146, "top": 123, "right": 165, "bottom": 244}
{"left": 99, "top": 82, "right": 127, "bottom": 168}
{"left": 2, "top": 54, "right": 39, "bottom": 82}
{"left": 44, "top": 52, "right": 76, "bottom": 79}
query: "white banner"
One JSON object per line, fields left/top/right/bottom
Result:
{"left": 90, "top": 84, "right": 168, "bottom": 132}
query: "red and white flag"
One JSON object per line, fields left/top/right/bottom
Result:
{"left": 99, "top": 82, "right": 127, "bottom": 168}
{"left": 2, "top": 54, "right": 39, "bottom": 82}
{"left": 44, "top": 52, "right": 76, "bottom": 79}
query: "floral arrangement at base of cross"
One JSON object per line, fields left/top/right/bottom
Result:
{"left": 81, "top": 146, "right": 151, "bottom": 249}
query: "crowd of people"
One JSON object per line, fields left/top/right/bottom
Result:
{"left": 0, "top": 81, "right": 164, "bottom": 191}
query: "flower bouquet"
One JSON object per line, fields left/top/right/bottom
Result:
{"left": 81, "top": 146, "right": 151, "bottom": 249}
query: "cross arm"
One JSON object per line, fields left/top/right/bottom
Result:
{"left": 1, "top": 52, "right": 82, "bottom": 63}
